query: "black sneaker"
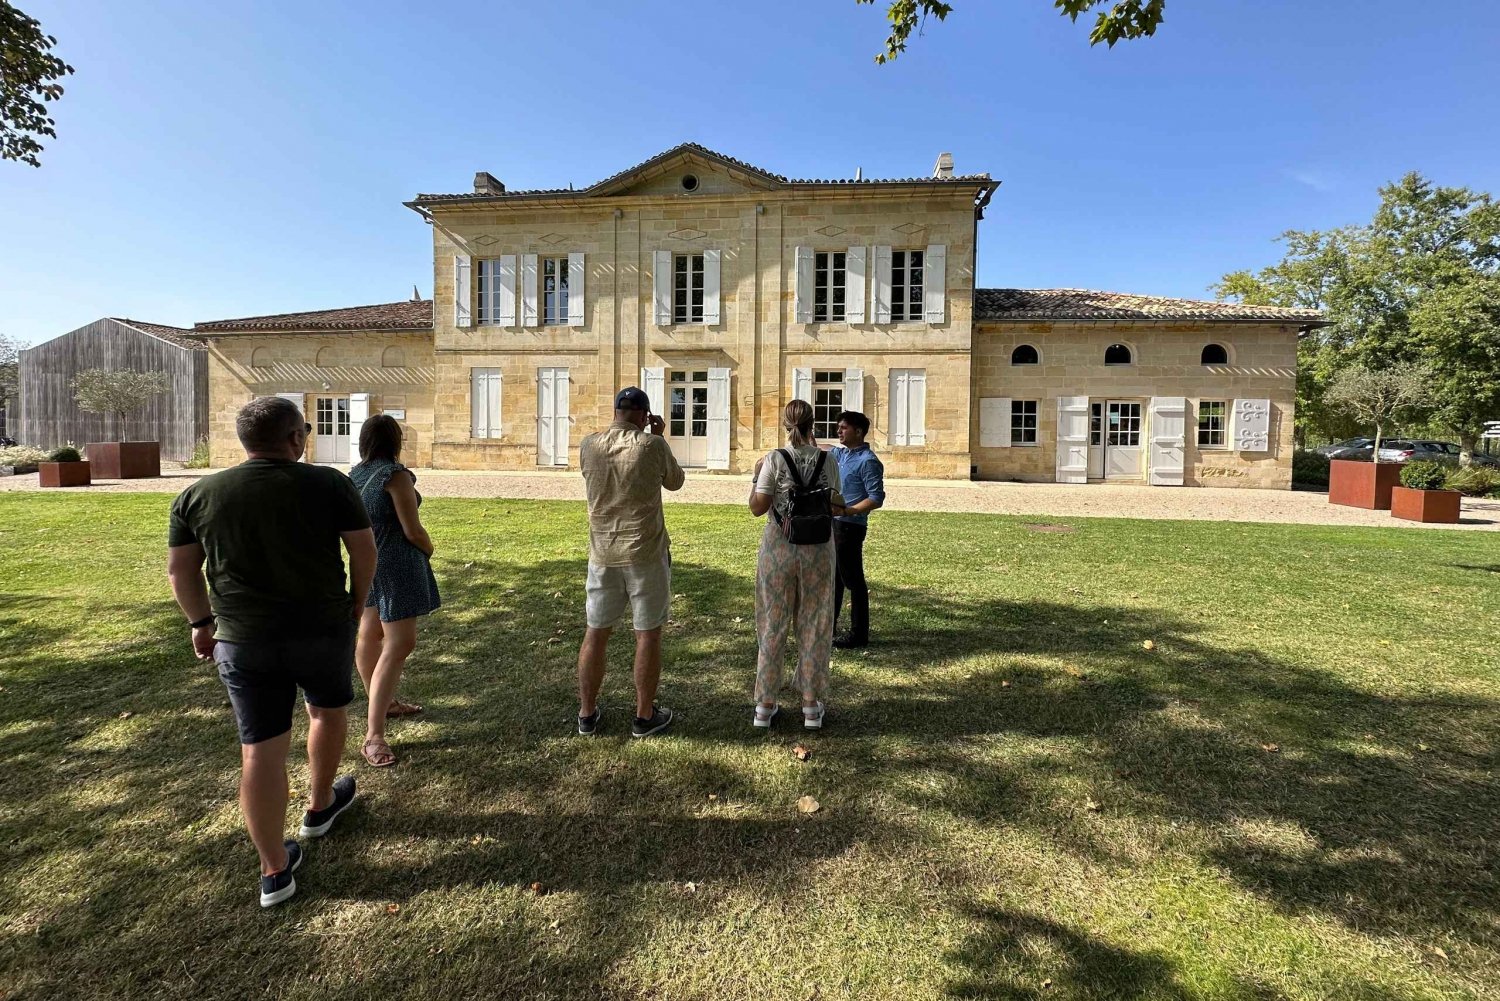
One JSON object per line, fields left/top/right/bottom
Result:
{"left": 578, "top": 708, "right": 601, "bottom": 736}
{"left": 631, "top": 705, "right": 674, "bottom": 738}
{"left": 300, "top": 775, "right": 357, "bottom": 838}
{"left": 259, "top": 840, "right": 303, "bottom": 908}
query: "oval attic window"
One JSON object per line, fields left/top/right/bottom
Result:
{"left": 681, "top": 173, "right": 700, "bottom": 192}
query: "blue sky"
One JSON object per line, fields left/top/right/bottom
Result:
{"left": 4, "top": 0, "right": 1498, "bottom": 345}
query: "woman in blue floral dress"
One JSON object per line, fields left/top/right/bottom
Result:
{"left": 350, "top": 414, "right": 440, "bottom": 767}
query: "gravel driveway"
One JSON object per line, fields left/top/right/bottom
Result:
{"left": 6, "top": 465, "right": 1497, "bottom": 531}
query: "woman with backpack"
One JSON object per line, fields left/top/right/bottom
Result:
{"left": 748, "top": 400, "right": 845, "bottom": 729}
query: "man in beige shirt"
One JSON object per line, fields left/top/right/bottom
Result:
{"left": 576, "top": 386, "right": 685, "bottom": 738}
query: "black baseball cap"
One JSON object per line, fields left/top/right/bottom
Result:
{"left": 615, "top": 387, "right": 651, "bottom": 411}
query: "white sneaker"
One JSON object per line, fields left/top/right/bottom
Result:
{"left": 802, "top": 702, "right": 825, "bottom": 730}
{"left": 753, "top": 703, "right": 779, "bottom": 728}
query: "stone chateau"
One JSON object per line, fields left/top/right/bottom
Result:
{"left": 190, "top": 143, "right": 1323, "bottom": 487}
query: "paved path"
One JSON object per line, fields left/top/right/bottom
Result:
{"left": 6, "top": 465, "right": 1497, "bottom": 531}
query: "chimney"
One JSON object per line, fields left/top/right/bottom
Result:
{"left": 411, "top": 285, "right": 421, "bottom": 301}
{"left": 473, "top": 171, "right": 505, "bottom": 195}
{"left": 932, "top": 152, "right": 954, "bottom": 179}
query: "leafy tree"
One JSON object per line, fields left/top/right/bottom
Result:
{"left": 0, "top": 334, "right": 23, "bottom": 439}
{"left": 1, "top": 1, "right": 74, "bottom": 167}
{"left": 1323, "top": 362, "right": 1433, "bottom": 462}
{"left": 1217, "top": 173, "right": 1500, "bottom": 460}
{"left": 71, "top": 370, "right": 170, "bottom": 439}
{"left": 857, "top": 0, "right": 1166, "bottom": 63}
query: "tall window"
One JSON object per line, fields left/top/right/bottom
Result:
{"left": 1011, "top": 400, "right": 1039, "bottom": 445}
{"left": 668, "top": 370, "right": 709, "bottom": 438}
{"left": 1198, "top": 400, "right": 1228, "bottom": 448}
{"left": 890, "top": 249, "right": 925, "bottom": 321}
{"left": 1090, "top": 402, "right": 1103, "bottom": 445}
{"left": 814, "top": 252, "right": 847, "bottom": 322}
{"left": 477, "top": 259, "right": 503, "bottom": 325}
{"left": 542, "top": 257, "right": 569, "bottom": 325}
{"left": 813, "top": 370, "right": 844, "bottom": 439}
{"left": 673, "top": 254, "right": 705, "bottom": 323}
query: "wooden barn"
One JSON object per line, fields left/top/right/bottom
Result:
{"left": 18, "top": 318, "right": 208, "bottom": 461}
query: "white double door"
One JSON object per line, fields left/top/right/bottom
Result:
{"left": 537, "top": 367, "right": 570, "bottom": 467}
{"left": 666, "top": 369, "right": 711, "bottom": 467}
{"left": 1088, "top": 400, "right": 1144, "bottom": 479}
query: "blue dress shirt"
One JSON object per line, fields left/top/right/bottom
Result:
{"left": 834, "top": 444, "right": 885, "bottom": 525}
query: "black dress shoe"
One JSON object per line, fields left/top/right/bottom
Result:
{"left": 832, "top": 634, "right": 867, "bottom": 649}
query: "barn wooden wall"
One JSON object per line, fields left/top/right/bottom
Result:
{"left": 18, "top": 320, "right": 208, "bottom": 460}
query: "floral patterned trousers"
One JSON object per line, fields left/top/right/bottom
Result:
{"left": 754, "top": 519, "right": 835, "bottom": 705}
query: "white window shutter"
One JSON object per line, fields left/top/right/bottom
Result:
{"left": 537, "top": 369, "right": 554, "bottom": 465}
{"left": 567, "top": 253, "right": 585, "bottom": 327}
{"left": 793, "top": 367, "right": 812, "bottom": 404}
{"left": 453, "top": 254, "right": 472, "bottom": 328}
{"left": 552, "top": 368, "right": 571, "bottom": 464}
{"left": 1233, "top": 398, "right": 1271, "bottom": 451}
{"left": 794, "top": 246, "right": 814, "bottom": 323}
{"left": 653, "top": 250, "right": 672, "bottom": 325}
{"left": 924, "top": 244, "right": 947, "bottom": 324}
{"left": 703, "top": 249, "right": 722, "bottom": 325}
{"left": 1148, "top": 396, "right": 1186, "bottom": 486}
{"left": 707, "top": 367, "right": 731, "bottom": 469}
{"left": 641, "top": 366, "right": 665, "bottom": 415}
{"left": 470, "top": 370, "right": 484, "bottom": 437}
{"left": 1055, "top": 396, "right": 1090, "bottom": 484}
{"left": 844, "top": 246, "right": 867, "bottom": 324}
{"left": 980, "top": 397, "right": 1011, "bottom": 448}
{"left": 521, "top": 253, "right": 539, "bottom": 327}
{"left": 348, "top": 392, "right": 370, "bottom": 464}
{"left": 843, "top": 367, "right": 864, "bottom": 412}
{"left": 907, "top": 370, "right": 927, "bottom": 445}
{"left": 872, "top": 245, "right": 893, "bottom": 323}
{"left": 498, "top": 254, "right": 517, "bottom": 326}
{"left": 487, "top": 370, "right": 502, "bottom": 438}
{"left": 889, "top": 370, "right": 908, "bottom": 445}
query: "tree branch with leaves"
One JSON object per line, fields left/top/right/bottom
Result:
{"left": 1323, "top": 362, "right": 1434, "bottom": 463}
{"left": 1, "top": 1, "right": 74, "bottom": 167}
{"left": 72, "top": 370, "right": 171, "bottom": 439}
{"left": 856, "top": 0, "right": 1167, "bottom": 63}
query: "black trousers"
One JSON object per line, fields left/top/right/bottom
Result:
{"left": 833, "top": 520, "right": 869, "bottom": 642}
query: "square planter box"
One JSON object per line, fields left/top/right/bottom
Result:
{"left": 39, "top": 461, "right": 91, "bottom": 487}
{"left": 86, "top": 441, "right": 161, "bottom": 479}
{"left": 1391, "top": 485, "right": 1461, "bottom": 524}
{"left": 1329, "top": 459, "right": 1401, "bottom": 510}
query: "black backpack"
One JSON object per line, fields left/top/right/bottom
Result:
{"left": 772, "top": 448, "right": 833, "bottom": 545}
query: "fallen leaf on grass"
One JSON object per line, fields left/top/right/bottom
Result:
{"left": 552, "top": 591, "right": 563, "bottom": 599}
{"left": 1431, "top": 946, "right": 1449, "bottom": 960}
{"left": 1418, "top": 743, "right": 1432, "bottom": 752}
{"left": 683, "top": 881, "right": 698, "bottom": 894}
{"left": 1261, "top": 743, "right": 1280, "bottom": 753}
{"left": 792, "top": 745, "right": 813, "bottom": 762}
{"left": 732, "top": 616, "right": 744, "bottom": 624}
{"left": 385, "top": 903, "right": 400, "bottom": 915}
{"left": 1142, "top": 640, "right": 1156, "bottom": 651}
{"left": 1041, "top": 979, "right": 1053, "bottom": 990}
{"left": 1001, "top": 680, "right": 1012, "bottom": 689}
{"left": 118, "top": 711, "right": 133, "bottom": 720}
{"left": 797, "top": 795, "right": 821, "bottom": 814}
{"left": 1084, "top": 798, "right": 1102, "bottom": 813}
{"left": 1380, "top": 639, "right": 1391, "bottom": 645}
{"left": 707, "top": 793, "right": 718, "bottom": 801}
{"left": 530, "top": 882, "right": 547, "bottom": 896}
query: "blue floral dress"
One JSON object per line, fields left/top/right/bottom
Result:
{"left": 350, "top": 459, "right": 441, "bottom": 622}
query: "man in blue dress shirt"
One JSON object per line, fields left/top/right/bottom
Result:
{"left": 830, "top": 411, "right": 885, "bottom": 648}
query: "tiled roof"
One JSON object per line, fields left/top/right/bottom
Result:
{"left": 194, "top": 299, "right": 434, "bottom": 333}
{"left": 110, "top": 318, "right": 203, "bottom": 350}
{"left": 975, "top": 288, "right": 1326, "bottom": 324}
{"left": 411, "top": 142, "right": 995, "bottom": 203}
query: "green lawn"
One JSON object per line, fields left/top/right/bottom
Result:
{"left": 2, "top": 493, "right": 1498, "bottom": 1000}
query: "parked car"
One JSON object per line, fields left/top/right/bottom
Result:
{"left": 1376, "top": 440, "right": 1454, "bottom": 463}
{"left": 1424, "top": 441, "right": 1500, "bottom": 468}
{"left": 1316, "top": 437, "right": 1376, "bottom": 457}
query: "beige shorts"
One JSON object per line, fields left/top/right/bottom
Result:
{"left": 585, "top": 549, "right": 672, "bottom": 631}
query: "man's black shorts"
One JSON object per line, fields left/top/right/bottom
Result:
{"left": 213, "top": 624, "right": 357, "bottom": 744}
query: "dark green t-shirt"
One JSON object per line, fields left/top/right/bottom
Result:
{"left": 168, "top": 459, "right": 371, "bottom": 643}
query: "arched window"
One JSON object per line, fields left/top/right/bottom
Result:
{"left": 250, "top": 347, "right": 272, "bottom": 369}
{"left": 1010, "top": 344, "right": 1040, "bottom": 365}
{"left": 381, "top": 346, "right": 405, "bottom": 368}
{"left": 315, "top": 346, "right": 335, "bottom": 368}
{"left": 1201, "top": 343, "right": 1229, "bottom": 365}
{"left": 1104, "top": 343, "right": 1133, "bottom": 365}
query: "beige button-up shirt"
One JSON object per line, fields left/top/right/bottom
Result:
{"left": 580, "top": 420, "right": 686, "bottom": 566}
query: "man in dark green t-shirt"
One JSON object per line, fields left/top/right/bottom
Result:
{"left": 168, "top": 396, "right": 376, "bottom": 908}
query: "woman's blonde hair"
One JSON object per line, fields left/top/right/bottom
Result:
{"left": 783, "top": 400, "right": 815, "bottom": 447}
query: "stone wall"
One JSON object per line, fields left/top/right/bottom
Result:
{"left": 203, "top": 332, "right": 436, "bottom": 467}
{"left": 971, "top": 321, "right": 1297, "bottom": 488}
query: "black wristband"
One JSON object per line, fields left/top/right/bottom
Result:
{"left": 189, "top": 615, "right": 215, "bottom": 629}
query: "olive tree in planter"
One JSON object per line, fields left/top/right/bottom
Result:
{"left": 1391, "top": 460, "right": 1461, "bottom": 523}
{"left": 1323, "top": 362, "right": 1432, "bottom": 510}
{"left": 72, "top": 369, "right": 170, "bottom": 479}
{"left": 38, "top": 445, "right": 90, "bottom": 488}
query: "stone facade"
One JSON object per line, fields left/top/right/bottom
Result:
{"left": 203, "top": 331, "right": 436, "bottom": 466}
{"left": 971, "top": 321, "right": 1298, "bottom": 488}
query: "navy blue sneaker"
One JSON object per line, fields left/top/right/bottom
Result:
{"left": 259, "top": 840, "right": 303, "bottom": 908}
{"left": 631, "top": 705, "right": 674, "bottom": 738}
{"left": 300, "top": 775, "right": 357, "bottom": 838}
{"left": 578, "top": 708, "right": 602, "bottom": 736}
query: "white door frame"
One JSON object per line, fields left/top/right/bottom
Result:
{"left": 313, "top": 395, "right": 351, "bottom": 464}
{"left": 1103, "top": 399, "right": 1144, "bottom": 480}
{"left": 666, "top": 367, "right": 711, "bottom": 468}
